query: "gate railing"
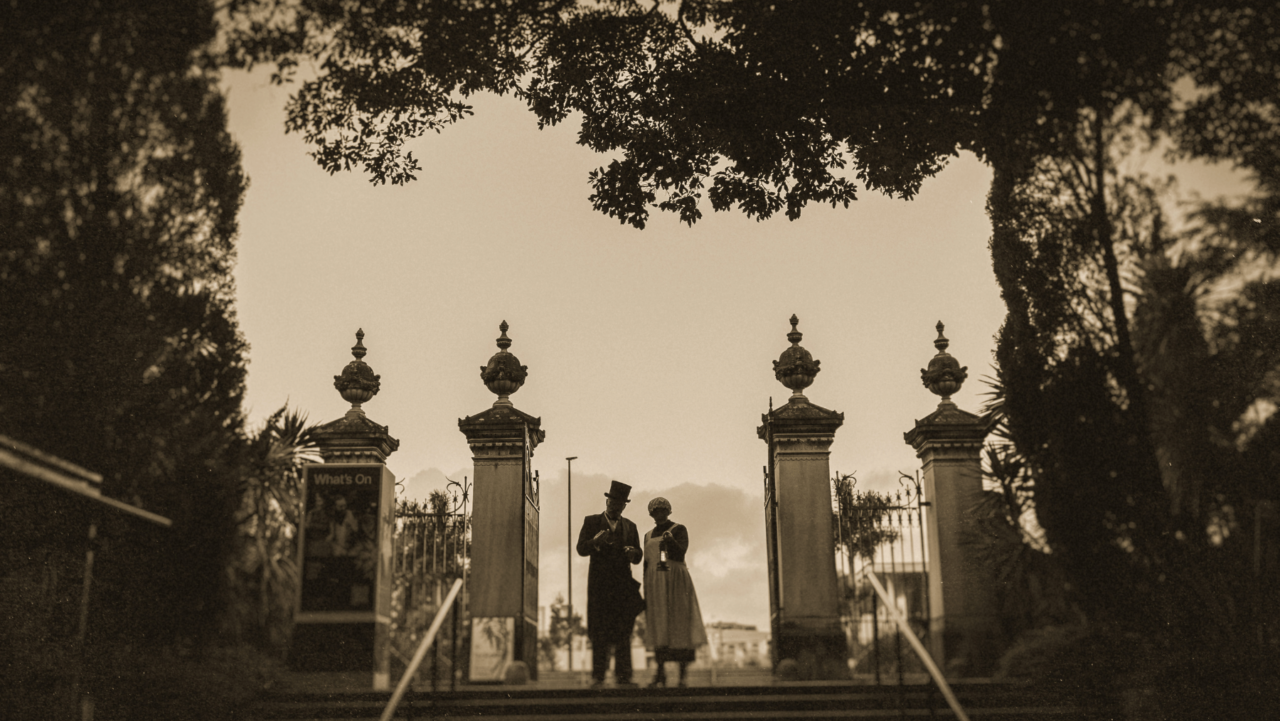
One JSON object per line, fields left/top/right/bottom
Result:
{"left": 865, "top": 571, "right": 969, "bottom": 720}
{"left": 381, "top": 578, "right": 464, "bottom": 721}
{"left": 391, "top": 479, "right": 471, "bottom": 692}
{"left": 833, "top": 472, "right": 930, "bottom": 684}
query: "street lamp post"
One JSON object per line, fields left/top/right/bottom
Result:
{"left": 566, "top": 456, "right": 578, "bottom": 673}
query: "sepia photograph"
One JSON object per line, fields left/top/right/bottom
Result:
{"left": 3, "top": 1, "right": 1276, "bottom": 719}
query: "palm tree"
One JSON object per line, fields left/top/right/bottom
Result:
{"left": 229, "top": 406, "right": 320, "bottom": 650}
{"left": 1129, "top": 190, "right": 1280, "bottom": 658}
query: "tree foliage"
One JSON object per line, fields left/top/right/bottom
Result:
{"left": 538, "top": 593, "right": 586, "bottom": 671}
{"left": 226, "top": 407, "right": 320, "bottom": 651}
{"left": 3, "top": 0, "right": 247, "bottom": 498}
{"left": 224, "top": 1, "right": 1276, "bottom": 227}
{"left": 1, "top": 0, "right": 252, "bottom": 714}
{"left": 223, "top": 0, "right": 997, "bottom": 226}
{"left": 978, "top": 380, "right": 1079, "bottom": 642}
{"left": 986, "top": 100, "right": 1279, "bottom": 714}
{"left": 832, "top": 474, "right": 900, "bottom": 562}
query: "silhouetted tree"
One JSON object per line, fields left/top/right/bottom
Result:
{"left": 832, "top": 474, "right": 900, "bottom": 562}
{"left": 1, "top": 1, "right": 251, "bottom": 717}
{"left": 986, "top": 118, "right": 1279, "bottom": 715}
{"left": 976, "top": 380, "right": 1079, "bottom": 642}
{"left": 223, "top": 2, "right": 1274, "bottom": 223}
{"left": 227, "top": 407, "right": 320, "bottom": 651}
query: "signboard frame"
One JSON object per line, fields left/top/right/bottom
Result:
{"left": 296, "top": 463, "right": 393, "bottom": 620}
{"left": 293, "top": 463, "right": 395, "bottom": 688}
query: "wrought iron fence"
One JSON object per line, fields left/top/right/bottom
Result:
{"left": 391, "top": 477, "right": 471, "bottom": 691}
{"left": 834, "top": 472, "right": 931, "bottom": 684}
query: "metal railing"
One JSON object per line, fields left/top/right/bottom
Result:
{"left": 866, "top": 571, "right": 970, "bottom": 721}
{"left": 834, "top": 472, "right": 930, "bottom": 684}
{"left": 392, "top": 491, "right": 470, "bottom": 691}
{"left": 381, "top": 578, "right": 464, "bottom": 721}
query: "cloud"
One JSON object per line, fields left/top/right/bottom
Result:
{"left": 397, "top": 467, "right": 468, "bottom": 503}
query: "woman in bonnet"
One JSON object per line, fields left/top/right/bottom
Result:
{"left": 642, "top": 496, "right": 708, "bottom": 688}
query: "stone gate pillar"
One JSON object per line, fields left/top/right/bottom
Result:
{"left": 294, "top": 330, "right": 399, "bottom": 690}
{"left": 903, "top": 322, "right": 1000, "bottom": 676}
{"left": 757, "top": 315, "right": 846, "bottom": 680}
{"left": 459, "top": 321, "right": 544, "bottom": 683}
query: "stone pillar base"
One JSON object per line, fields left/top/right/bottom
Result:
{"left": 775, "top": 622, "right": 847, "bottom": 681}
{"left": 290, "top": 622, "right": 375, "bottom": 673}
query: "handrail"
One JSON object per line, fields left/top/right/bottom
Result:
{"left": 865, "top": 571, "right": 970, "bottom": 721}
{"left": 380, "top": 577, "right": 464, "bottom": 721}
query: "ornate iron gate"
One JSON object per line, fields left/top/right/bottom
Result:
{"left": 834, "top": 472, "right": 931, "bottom": 684}
{"left": 391, "top": 477, "right": 471, "bottom": 691}
{"left": 762, "top": 459, "right": 782, "bottom": 667}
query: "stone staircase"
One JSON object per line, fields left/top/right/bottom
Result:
{"left": 253, "top": 678, "right": 1117, "bottom": 720}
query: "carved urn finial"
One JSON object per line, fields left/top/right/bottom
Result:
{"left": 333, "top": 328, "right": 382, "bottom": 417}
{"left": 921, "top": 321, "right": 968, "bottom": 404}
{"left": 480, "top": 320, "right": 528, "bottom": 407}
{"left": 773, "top": 314, "right": 821, "bottom": 402}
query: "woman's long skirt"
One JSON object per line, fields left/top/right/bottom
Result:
{"left": 643, "top": 532, "right": 708, "bottom": 662}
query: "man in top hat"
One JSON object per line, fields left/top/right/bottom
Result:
{"left": 576, "top": 480, "right": 644, "bottom": 688}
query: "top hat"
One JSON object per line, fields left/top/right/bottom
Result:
{"left": 604, "top": 480, "right": 632, "bottom": 502}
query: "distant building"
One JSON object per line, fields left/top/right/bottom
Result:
{"left": 704, "top": 622, "right": 771, "bottom": 667}
{"left": 844, "top": 561, "right": 927, "bottom": 644}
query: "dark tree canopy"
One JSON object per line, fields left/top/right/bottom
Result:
{"left": 986, "top": 130, "right": 1280, "bottom": 716}
{"left": 226, "top": 0, "right": 993, "bottom": 226}
{"left": 225, "top": 1, "right": 1276, "bottom": 226}
{"left": 2, "top": 1, "right": 251, "bottom": 713}
{"left": 3, "top": 0, "right": 247, "bottom": 482}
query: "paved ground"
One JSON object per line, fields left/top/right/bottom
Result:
{"left": 271, "top": 667, "right": 776, "bottom": 693}
{"left": 270, "top": 667, "right": 951, "bottom": 694}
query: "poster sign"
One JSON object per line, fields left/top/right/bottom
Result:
{"left": 469, "top": 617, "right": 515, "bottom": 682}
{"left": 299, "top": 465, "right": 384, "bottom": 612}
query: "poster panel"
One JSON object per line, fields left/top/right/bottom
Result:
{"left": 469, "top": 617, "right": 515, "bottom": 682}
{"left": 299, "top": 465, "right": 384, "bottom": 613}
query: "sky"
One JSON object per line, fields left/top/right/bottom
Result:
{"left": 223, "top": 68, "right": 1009, "bottom": 632}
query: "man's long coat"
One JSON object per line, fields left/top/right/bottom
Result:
{"left": 576, "top": 512, "right": 643, "bottom": 642}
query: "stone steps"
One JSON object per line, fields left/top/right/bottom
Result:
{"left": 254, "top": 681, "right": 1116, "bottom": 720}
